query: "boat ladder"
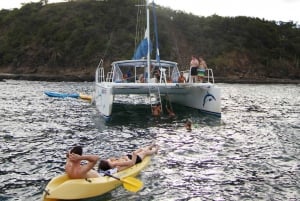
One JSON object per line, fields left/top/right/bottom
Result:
{"left": 106, "top": 71, "right": 113, "bottom": 82}
{"left": 159, "top": 68, "right": 167, "bottom": 83}
{"left": 148, "top": 86, "right": 162, "bottom": 111}
{"left": 96, "top": 59, "right": 105, "bottom": 83}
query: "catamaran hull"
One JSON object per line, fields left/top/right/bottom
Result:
{"left": 169, "top": 85, "right": 221, "bottom": 116}
{"left": 94, "top": 84, "right": 114, "bottom": 120}
{"left": 94, "top": 82, "right": 221, "bottom": 119}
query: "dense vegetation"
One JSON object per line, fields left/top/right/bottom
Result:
{"left": 0, "top": 0, "right": 299, "bottom": 80}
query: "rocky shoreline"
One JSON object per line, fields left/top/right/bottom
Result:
{"left": 0, "top": 73, "right": 94, "bottom": 82}
{"left": 0, "top": 73, "right": 299, "bottom": 84}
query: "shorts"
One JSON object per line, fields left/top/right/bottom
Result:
{"left": 197, "top": 69, "right": 205, "bottom": 77}
{"left": 191, "top": 67, "right": 198, "bottom": 76}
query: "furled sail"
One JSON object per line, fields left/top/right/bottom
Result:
{"left": 132, "top": 29, "right": 152, "bottom": 60}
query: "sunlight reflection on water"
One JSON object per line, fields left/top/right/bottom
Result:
{"left": 0, "top": 80, "right": 299, "bottom": 200}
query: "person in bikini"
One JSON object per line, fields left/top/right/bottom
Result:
{"left": 198, "top": 57, "right": 208, "bottom": 83}
{"left": 98, "top": 144, "right": 159, "bottom": 172}
{"left": 65, "top": 146, "right": 101, "bottom": 179}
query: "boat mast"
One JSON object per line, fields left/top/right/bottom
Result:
{"left": 152, "top": 0, "right": 160, "bottom": 63}
{"left": 146, "top": 0, "right": 150, "bottom": 82}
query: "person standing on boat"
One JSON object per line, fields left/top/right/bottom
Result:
{"left": 152, "top": 67, "right": 160, "bottom": 83}
{"left": 190, "top": 55, "right": 199, "bottom": 83}
{"left": 65, "top": 146, "right": 101, "bottom": 179}
{"left": 98, "top": 144, "right": 159, "bottom": 172}
{"left": 198, "top": 57, "right": 208, "bottom": 83}
{"left": 126, "top": 69, "right": 132, "bottom": 82}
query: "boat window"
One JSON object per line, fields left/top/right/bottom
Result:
{"left": 112, "top": 65, "right": 123, "bottom": 83}
{"left": 171, "top": 66, "right": 180, "bottom": 83}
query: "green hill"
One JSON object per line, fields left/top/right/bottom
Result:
{"left": 0, "top": 0, "right": 299, "bottom": 81}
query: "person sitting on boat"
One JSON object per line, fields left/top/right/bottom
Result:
{"left": 126, "top": 69, "right": 132, "bottom": 82}
{"left": 98, "top": 144, "right": 159, "bottom": 172}
{"left": 65, "top": 146, "right": 100, "bottom": 179}
{"left": 152, "top": 68, "right": 160, "bottom": 83}
{"left": 139, "top": 74, "right": 145, "bottom": 83}
{"left": 151, "top": 103, "right": 162, "bottom": 116}
{"left": 166, "top": 76, "right": 172, "bottom": 83}
{"left": 178, "top": 71, "right": 187, "bottom": 83}
{"left": 122, "top": 74, "right": 128, "bottom": 82}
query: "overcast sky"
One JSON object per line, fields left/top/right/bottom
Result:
{"left": 0, "top": 0, "right": 299, "bottom": 23}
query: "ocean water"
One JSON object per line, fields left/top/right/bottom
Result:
{"left": 0, "top": 80, "right": 299, "bottom": 201}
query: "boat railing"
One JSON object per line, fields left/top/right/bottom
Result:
{"left": 184, "top": 68, "right": 215, "bottom": 84}
{"left": 206, "top": 68, "right": 215, "bottom": 84}
{"left": 99, "top": 68, "right": 105, "bottom": 83}
{"left": 106, "top": 71, "right": 113, "bottom": 82}
{"left": 171, "top": 66, "right": 180, "bottom": 83}
{"left": 110, "top": 65, "right": 124, "bottom": 83}
{"left": 95, "top": 67, "right": 99, "bottom": 83}
{"left": 95, "top": 59, "right": 105, "bottom": 83}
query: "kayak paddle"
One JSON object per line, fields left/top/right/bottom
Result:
{"left": 105, "top": 173, "right": 143, "bottom": 192}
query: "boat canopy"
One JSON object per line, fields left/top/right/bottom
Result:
{"left": 110, "top": 59, "right": 180, "bottom": 83}
{"left": 112, "top": 59, "right": 178, "bottom": 68}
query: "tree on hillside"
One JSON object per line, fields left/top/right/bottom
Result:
{"left": 0, "top": 0, "right": 299, "bottom": 79}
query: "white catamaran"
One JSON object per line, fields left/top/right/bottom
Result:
{"left": 94, "top": 0, "right": 221, "bottom": 121}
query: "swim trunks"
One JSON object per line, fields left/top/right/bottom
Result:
{"left": 191, "top": 67, "right": 198, "bottom": 76}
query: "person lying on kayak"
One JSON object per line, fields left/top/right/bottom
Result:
{"left": 98, "top": 144, "right": 159, "bottom": 172}
{"left": 65, "top": 146, "right": 100, "bottom": 179}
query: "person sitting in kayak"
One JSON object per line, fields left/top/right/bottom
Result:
{"left": 98, "top": 144, "right": 159, "bottom": 172}
{"left": 65, "top": 146, "right": 100, "bottom": 179}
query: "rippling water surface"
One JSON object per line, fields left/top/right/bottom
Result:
{"left": 0, "top": 80, "right": 299, "bottom": 201}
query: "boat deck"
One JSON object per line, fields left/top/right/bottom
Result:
{"left": 96, "top": 82, "right": 214, "bottom": 95}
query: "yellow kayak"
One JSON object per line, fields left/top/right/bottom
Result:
{"left": 42, "top": 156, "right": 151, "bottom": 201}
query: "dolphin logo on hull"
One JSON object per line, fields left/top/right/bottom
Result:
{"left": 203, "top": 92, "right": 216, "bottom": 107}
